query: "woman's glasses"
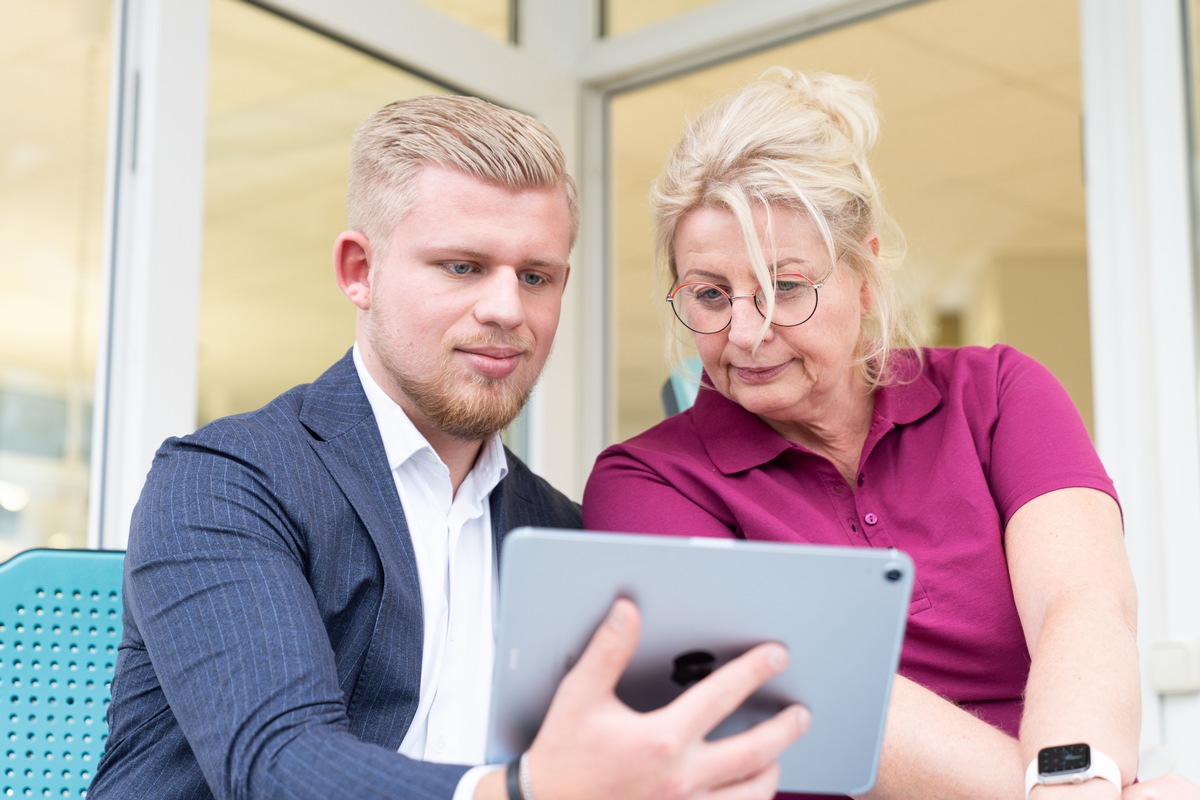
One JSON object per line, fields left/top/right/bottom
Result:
{"left": 666, "top": 271, "right": 830, "bottom": 334}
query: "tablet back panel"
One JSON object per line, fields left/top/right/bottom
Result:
{"left": 487, "top": 528, "right": 913, "bottom": 795}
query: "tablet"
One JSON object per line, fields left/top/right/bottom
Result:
{"left": 486, "top": 527, "right": 913, "bottom": 796}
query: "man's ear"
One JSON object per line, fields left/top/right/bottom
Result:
{"left": 334, "top": 230, "right": 373, "bottom": 311}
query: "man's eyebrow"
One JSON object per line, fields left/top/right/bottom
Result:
{"left": 424, "top": 245, "right": 569, "bottom": 270}
{"left": 525, "top": 256, "right": 571, "bottom": 269}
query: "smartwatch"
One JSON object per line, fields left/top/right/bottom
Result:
{"left": 1024, "top": 744, "right": 1121, "bottom": 797}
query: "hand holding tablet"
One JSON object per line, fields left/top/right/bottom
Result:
{"left": 487, "top": 528, "right": 913, "bottom": 795}
{"left": 517, "top": 597, "right": 811, "bottom": 800}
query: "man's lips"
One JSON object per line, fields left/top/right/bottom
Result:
{"left": 457, "top": 345, "right": 529, "bottom": 379}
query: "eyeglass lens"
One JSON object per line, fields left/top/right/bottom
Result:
{"left": 668, "top": 275, "right": 818, "bottom": 333}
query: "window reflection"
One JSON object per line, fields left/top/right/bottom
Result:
{"left": 200, "top": 0, "right": 449, "bottom": 423}
{"left": 0, "top": 0, "right": 111, "bottom": 559}
{"left": 413, "top": 0, "right": 513, "bottom": 42}
{"left": 602, "top": 0, "right": 723, "bottom": 37}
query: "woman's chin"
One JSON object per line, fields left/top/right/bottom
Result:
{"left": 728, "top": 385, "right": 801, "bottom": 422}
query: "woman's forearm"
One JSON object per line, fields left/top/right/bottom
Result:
{"left": 856, "top": 675, "right": 1024, "bottom": 800}
{"left": 1006, "top": 488, "right": 1141, "bottom": 797}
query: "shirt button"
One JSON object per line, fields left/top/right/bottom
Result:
{"left": 436, "top": 735, "right": 447, "bottom": 753}
{"left": 834, "top": 484, "right": 844, "bottom": 495}
{"left": 864, "top": 513, "right": 879, "bottom": 525}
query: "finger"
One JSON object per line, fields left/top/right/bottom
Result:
{"left": 1124, "top": 774, "right": 1200, "bottom": 800}
{"left": 695, "top": 703, "right": 810, "bottom": 790}
{"left": 661, "top": 641, "right": 790, "bottom": 737}
{"left": 707, "top": 761, "right": 781, "bottom": 800}
{"left": 554, "top": 597, "right": 643, "bottom": 703}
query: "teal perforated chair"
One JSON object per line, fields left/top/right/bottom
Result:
{"left": 661, "top": 356, "right": 704, "bottom": 416}
{"left": 0, "top": 548, "right": 124, "bottom": 798}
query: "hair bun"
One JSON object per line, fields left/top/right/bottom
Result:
{"left": 759, "top": 67, "right": 880, "bottom": 157}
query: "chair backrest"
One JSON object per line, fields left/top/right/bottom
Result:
{"left": 660, "top": 355, "right": 704, "bottom": 416}
{"left": 0, "top": 548, "right": 125, "bottom": 798}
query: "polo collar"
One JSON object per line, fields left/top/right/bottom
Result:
{"left": 693, "top": 353, "right": 942, "bottom": 475}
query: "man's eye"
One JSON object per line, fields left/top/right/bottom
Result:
{"left": 444, "top": 262, "right": 475, "bottom": 275}
{"left": 520, "top": 272, "right": 546, "bottom": 287}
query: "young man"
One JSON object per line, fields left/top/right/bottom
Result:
{"left": 88, "top": 95, "right": 807, "bottom": 799}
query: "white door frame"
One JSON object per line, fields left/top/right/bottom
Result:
{"left": 1079, "top": 0, "right": 1200, "bottom": 775}
{"left": 91, "top": 0, "right": 210, "bottom": 550}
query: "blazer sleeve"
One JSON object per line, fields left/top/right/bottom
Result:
{"left": 100, "top": 429, "right": 468, "bottom": 800}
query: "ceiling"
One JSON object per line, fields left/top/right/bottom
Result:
{"left": 1, "top": 0, "right": 1085, "bottom": 441}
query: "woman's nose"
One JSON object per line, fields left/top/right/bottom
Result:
{"left": 726, "top": 294, "right": 771, "bottom": 348}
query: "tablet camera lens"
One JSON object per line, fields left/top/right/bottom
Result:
{"left": 671, "top": 650, "right": 716, "bottom": 687}
{"left": 884, "top": 568, "right": 903, "bottom": 582}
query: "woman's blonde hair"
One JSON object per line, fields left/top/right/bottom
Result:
{"left": 652, "top": 68, "right": 919, "bottom": 387}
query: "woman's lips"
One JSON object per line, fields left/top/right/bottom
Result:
{"left": 733, "top": 361, "right": 789, "bottom": 384}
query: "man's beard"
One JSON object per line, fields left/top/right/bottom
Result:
{"left": 391, "top": 335, "right": 538, "bottom": 442}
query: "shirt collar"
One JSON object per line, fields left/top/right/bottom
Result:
{"left": 692, "top": 351, "right": 941, "bottom": 475}
{"left": 352, "top": 344, "right": 508, "bottom": 489}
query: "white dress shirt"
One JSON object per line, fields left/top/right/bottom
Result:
{"left": 354, "top": 346, "right": 504, "bottom": 798}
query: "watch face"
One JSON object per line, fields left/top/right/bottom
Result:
{"left": 1039, "top": 744, "right": 1092, "bottom": 777}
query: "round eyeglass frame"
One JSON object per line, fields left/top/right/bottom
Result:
{"left": 665, "top": 269, "right": 833, "bottom": 335}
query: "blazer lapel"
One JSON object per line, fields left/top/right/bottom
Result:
{"left": 297, "top": 351, "right": 425, "bottom": 740}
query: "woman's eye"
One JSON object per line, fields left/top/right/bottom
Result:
{"left": 691, "top": 285, "right": 726, "bottom": 303}
{"left": 773, "top": 280, "right": 810, "bottom": 299}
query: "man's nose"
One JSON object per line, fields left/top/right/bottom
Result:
{"left": 473, "top": 269, "right": 526, "bottom": 328}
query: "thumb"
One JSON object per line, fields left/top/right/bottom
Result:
{"left": 555, "top": 598, "right": 642, "bottom": 703}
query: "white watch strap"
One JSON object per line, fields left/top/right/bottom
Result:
{"left": 1024, "top": 747, "right": 1121, "bottom": 798}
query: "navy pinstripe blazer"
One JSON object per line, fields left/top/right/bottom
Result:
{"left": 88, "top": 351, "right": 582, "bottom": 799}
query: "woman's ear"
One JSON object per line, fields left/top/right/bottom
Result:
{"left": 334, "top": 230, "right": 373, "bottom": 311}
{"left": 860, "top": 233, "right": 880, "bottom": 314}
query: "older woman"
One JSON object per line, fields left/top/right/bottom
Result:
{"left": 584, "top": 69, "right": 1197, "bottom": 800}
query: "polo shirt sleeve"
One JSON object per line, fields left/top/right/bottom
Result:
{"left": 985, "top": 346, "right": 1119, "bottom": 524}
{"left": 583, "top": 427, "right": 737, "bottom": 539}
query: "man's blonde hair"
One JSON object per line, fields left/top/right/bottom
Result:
{"left": 348, "top": 95, "right": 579, "bottom": 252}
{"left": 652, "top": 68, "right": 920, "bottom": 387}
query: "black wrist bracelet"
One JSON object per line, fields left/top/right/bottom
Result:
{"left": 505, "top": 756, "right": 525, "bottom": 800}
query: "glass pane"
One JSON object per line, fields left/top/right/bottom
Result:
{"left": 413, "top": 0, "right": 512, "bottom": 42}
{"left": 603, "top": 0, "right": 724, "bottom": 37}
{"left": 201, "top": 0, "right": 449, "bottom": 423}
{"left": 609, "top": 0, "right": 1088, "bottom": 442}
{"left": 0, "top": 0, "right": 112, "bottom": 559}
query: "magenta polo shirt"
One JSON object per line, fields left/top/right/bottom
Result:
{"left": 583, "top": 345, "right": 1117, "bottom": 798}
